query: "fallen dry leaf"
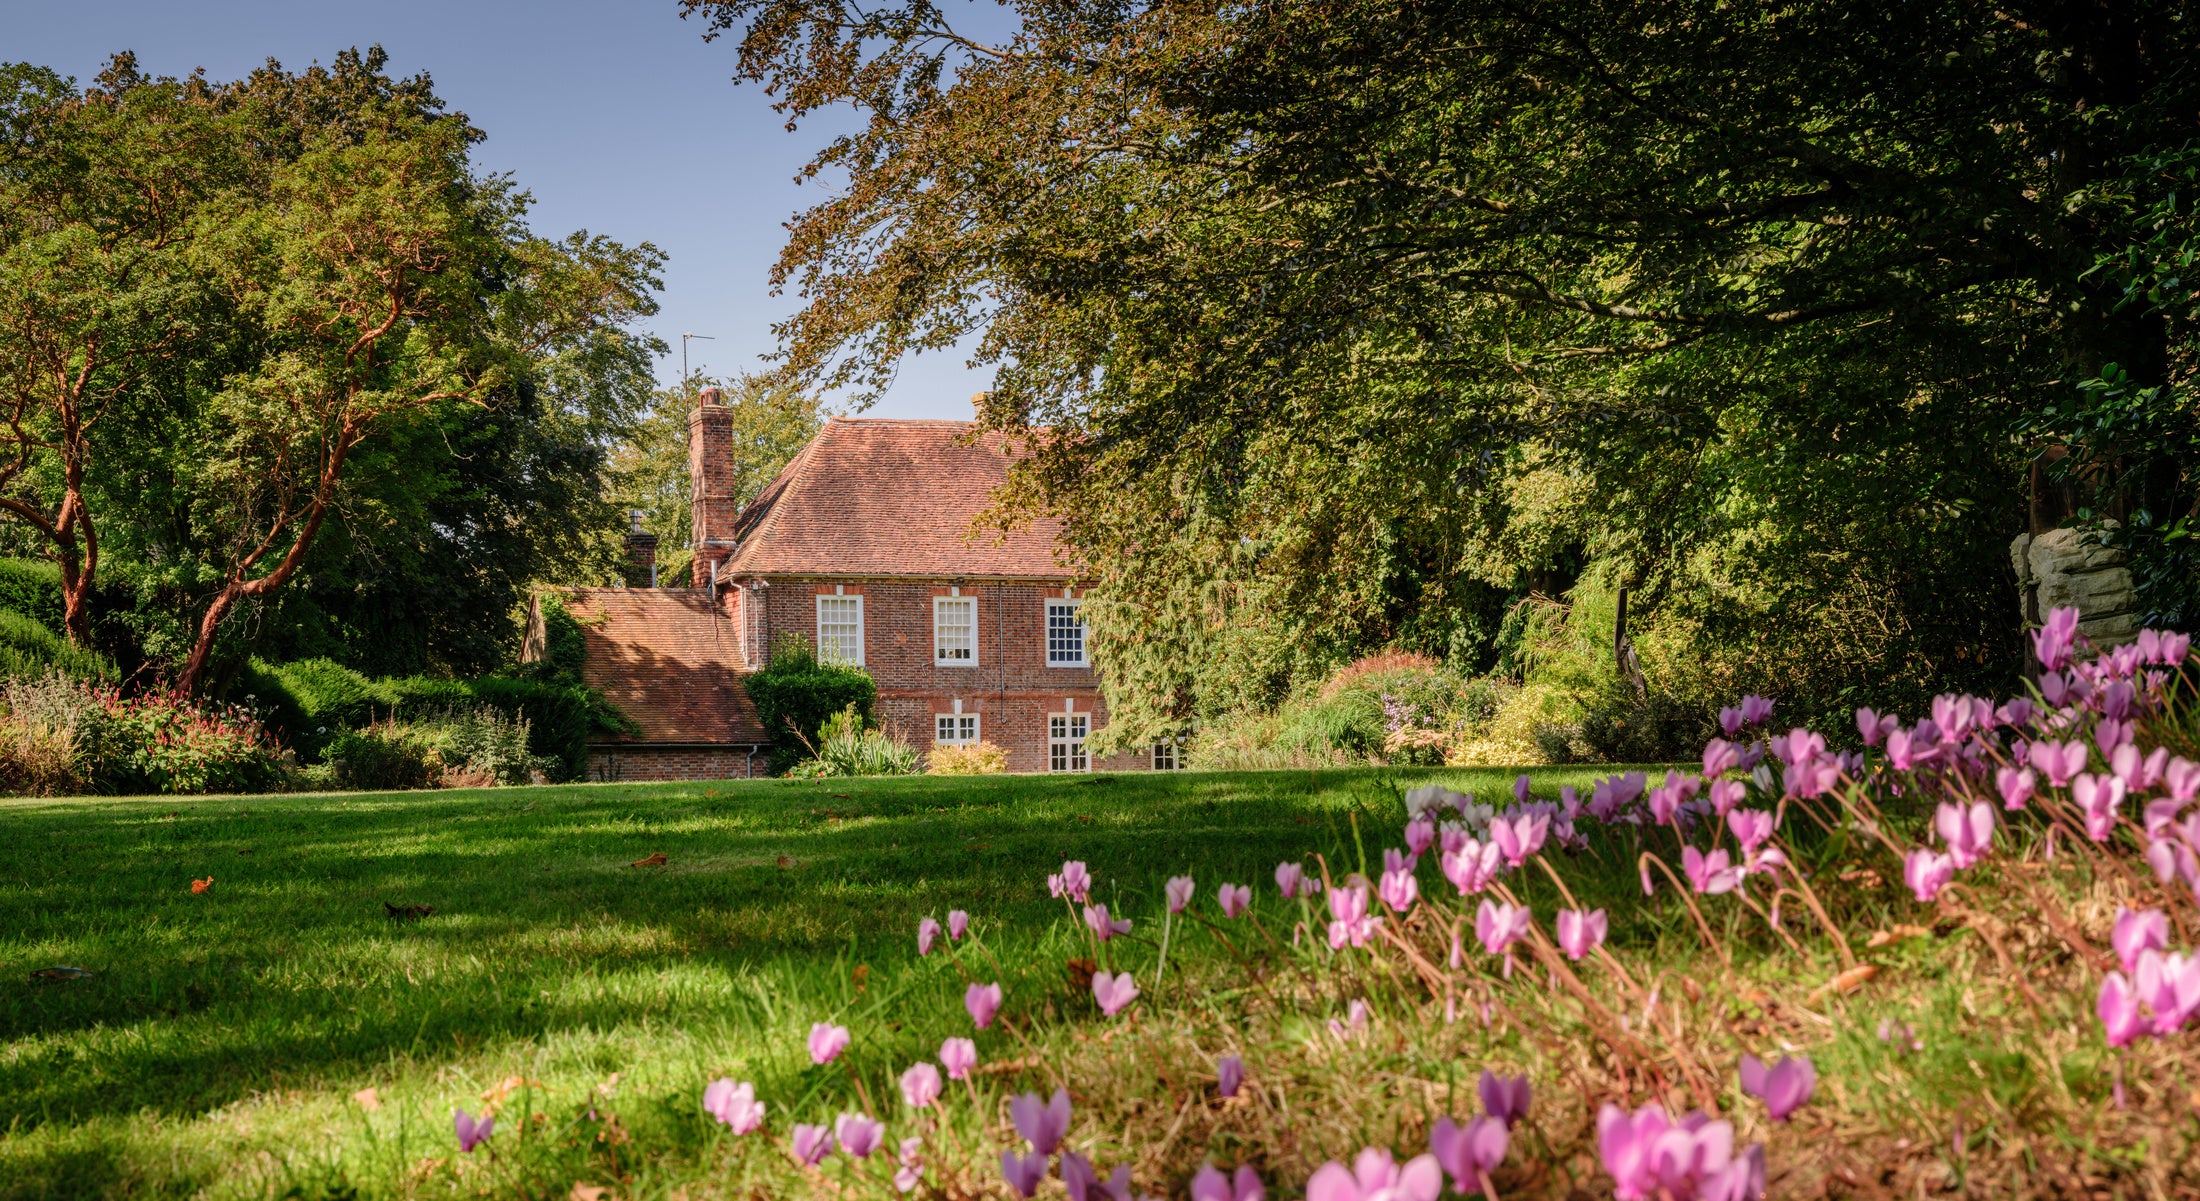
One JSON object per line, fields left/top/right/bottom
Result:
{"left": 775, "top": 855, "right": 794, "bottom": 869}
{"left": 1809, "top": 964, "right": 1880, "bottom": 1002}
{"left": 852, "top": 964, "right": 870, "bottom": 993}
{"left": 30, "top": 965, "right": 90, "bottom": 982}
{"left": 190, "top": 877, "right": 213, "bottom": 894}
{"left": 569, "top": 1185, "right": 610, "bottom": 1201}
{"left": 1866, "top": 924, "right": 1933, "bottom": 948}
{"left": 352, "top": 1087, "right": 381, "bottom": 1111}
{"left": 480, "top": 1075, "right": 541, "bottom": 1106}
{"left": 631, "top": 852, "right": 666, "bottom": 868}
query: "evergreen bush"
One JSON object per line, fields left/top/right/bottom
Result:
{"left": 744, "top": 633, "right": 878, "bottom": 774}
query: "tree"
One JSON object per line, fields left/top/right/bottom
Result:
{"left": 687, "top": 0, "right": 2196, "bottom": 733}
{"left": 176, "top": 124, "right": 661, "bottom": 690}
{"left": 0, "top": 58, "right": 223, "bottom": 644}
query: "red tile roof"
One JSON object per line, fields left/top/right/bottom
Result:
{"left": 560, "top": 588, "right": 766, "bottom": 744}
{"left": 723, "top": 419, "right": 1076, "bottom": 578}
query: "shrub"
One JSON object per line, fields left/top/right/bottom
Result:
{"left": 744, "top": 633, "right": 878, "bottom": 773}
{"left": 0, "top": 674, "right": 95, "bottom": 795}
{"left": 413, "top": 706, "right": 553, "bottom": 786}
{"left": 790, "top": 703, "right": 920, "bottom": 777}
{"left": 0, "top": 608, "right": 114, "bottom": 681}
{"left": 96, "top": 689, "right": 288, "bottom": 795}
{"left": 325, "top": 724, "right": 435, "bottom": 791}
{"left": 928, "top": 739, "right": 1009, "bottom": 775}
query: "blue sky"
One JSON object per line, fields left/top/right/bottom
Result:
{"left": 4, "top": 0, "right": 990, "bottom": 419}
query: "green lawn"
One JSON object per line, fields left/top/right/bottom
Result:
{"left": 0, "top": 766, "right": 1612, "bottom": 1200}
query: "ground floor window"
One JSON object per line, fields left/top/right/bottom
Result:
{"left": 935, "top": 713, "right": 980, "bottom": 746}
{"left": 1151, "top": 738, "right": 1184, "bottom": 771}
{"left": 1049, "top": 713, "right": 1090, "bottom": 772}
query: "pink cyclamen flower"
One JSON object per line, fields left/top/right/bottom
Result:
{"left": 1383, "top": 847, "right": 1419, "bottom": 875}
{"left": 1490, "top": 812, "right": 1550, "bottom": 867}
{"left": 1217, "top": 882, "right": 1252, "bottom": 917}
{"left": 2073, "top": 773, "right": 2127, "bottom": 841}
{"left": 1054, "top": 860, "right": 1093, "bottom": 903}
{"left": 1707, "top": 777, "right": 1747, "bottom": 817}
{"left": 1083, "top": 903, "right": 1132, "bottom": 942}
{"left": 1166, "top": 875, "right": 1196, "bottom": 913}
{"left": 1556, "top": 908, "right": 1608, "bottom": 960}
{"left": 1191, "top": 1164, "right": 1267, "bottom": 1201}
{"left": 894, "top": 1137, "right": 924, "bottom": 1193}
{"left": 1683, "top": 845, "right": 1740, "bottom": 895}
{"left": 1441, "top": 840, "right": 1503, "bottom": 896}
{"left": 453, "top": 1109, "right": 494, "bottom": 1153}
{"left": 1855, "top": 708, "right": 1897, "bottom": 746}
{"left": 1703, "top": 737, "right": 1741, "bottom": 778}
{"left": 1739, "top": 1054, "right": 1815, "bottom": 1121}
{"left": 835, "top": 1112, "right": 884, "bottom": 1159}
{"left": 2114, "top": 908, "right": 2170, "bottom": 973}
{"left": 1727, "top": 809, "right": 1774, "bottom": 855}
{"left": 1378, "top": 866, "right": 1420, "bottom": 913}
{"left": 939, "top": 1037, "right": 977, "bottom": 1080}
{"left": 1597, "top": 1103, "right": 1760, "bottom": 1201}
{"left": 947, "top": 909, "right": 970, "bottom": 939}
{"left": 1000, "top": 1149, "right": 1048, "bottom": 1198}
{"left": 1430, "top": 1116, "right": 1508, "bottom": 1193}
{"left": 1059, "top": 1152, "right": 1099, "bottom": 1201}
{"left": 703, "top": 1078, "right": 766, "bottom": 1133}
{"left": 1903, "top": 849, "right": 1955, "bottom": 903}
{"left": 1740, "top": 695, "right": 1775, "bottom": 726}
{"left": 2136, "top": 949, "right": 2200, "bottom": 1034}
{"left": 964, "top": 981, "right": 1003, "bottom": 1029}
{"left": 808, "top": 1022, "right": 852, "bottom": 1065}
{"left": 1276, "top": 861, "right": 1308, "bottom": 898}
{"left": 1327, "top": 998, "right": 1371, "bottom": 1041}
{"left": 1093, "top": 970, "right": 1140, "bottom": 1016}
{"left": 1478, "top": 1069, "right": 1531, "bottom": 1127}
{"left": 917, "top": 917, "right": 941, "bottom": 956}
{"left": 1217, "top": 1054, "right": 1244, "bottom": 1098}
{"left": 2032, "top": 739, "right": 2089, "bottom": 787}
{"left": 1514, "top": 774, "right": 1533, "bottom": 805}
{"left": 1307, "top": 1147, "right": 1442, "bottom": 1201}
{"left": 1474, "top": 899, "right": 1532, "bottom": 958}
{"left": 2033, "top": 605, "right": 2082, "bottom": 671}
{"left": 1718, "top": 706, "right": 1744, "bottom": 737}
{"left": 792, "top": 1122, "right": 834, "bottom": 1166}
{"left": 2096, "top": 718, "right": 2135, "bottom": 757}
{"left": 2099, "top": 972, "right": 2147, "bottom": 1047}
{"left": 1328, "top": 883, "right": 1382, "bottom": 950}
{"left": 1996, "top": 766, "right": 2036, "bottom": 811}
{"left": 2168, "top": 757, "right": 2200, "bottom": 802}
{"left": 1934, "top": 801, "right": 1993, "bottom": 869}
{"left": 1010, "top": 1087, "right": 1071, "bottom": 1153}
{"left": 899, "top": 1061, "right": 942, "bottom": 1108}
{"left": 1404, "top": 815, "right": 1436, "bottom": 856}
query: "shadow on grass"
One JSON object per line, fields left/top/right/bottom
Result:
{"left": 0, "top": 767, "right": 1623, "bottom": 1129}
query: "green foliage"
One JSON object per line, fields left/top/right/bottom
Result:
{"left": 0, "top": 608, "right": 112, "bottom": 682}
{"left": 926, "top": 740, "right": 1009, "bottom": 775}
{"left": 325, "top": 707, "right": 552, "bottom": 790}
{"left": 744, "top": 633, "right": 879, "bottom": 774}
{"left": 243, "top": 657, "right": 628, "bottom": 782}
{"left": 0, "top": 50, "right": 663, "bottom": 685}
{"left": 323, "top": 725, "right": 434, "bottom": 792}
{"left": 516, "top": 594, "right": 589, "bottom": 688}
{"left": 788, "top": 702, "right": 920, "bottom": 778}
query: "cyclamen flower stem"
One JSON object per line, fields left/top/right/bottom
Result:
{"left": 1155, "top": 907, "right": 1173, "bottom": 986}
{"left": 1766, "top": 835, "right": 1855, "bottom": 970}
{"left": 1730, "top": 887, "right": 1808, "bottom": 958}
{"left": 998, "top": 1013, "right": 1070, "bottom": 1094}
{"left": 1375, "top": 917, "right": 1449, "bottom": 1000}
{"left": 1932, "top": 886, "right": 2049, "bottom": 1016}
{"left": 1635, "top": 852, "right": 1731, "bottom": 970}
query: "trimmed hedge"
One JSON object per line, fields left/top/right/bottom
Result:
{"left": 0, "top": 608, "right": 114, "bottom": 681}
{"left": 243, "top": 657, "right": 630, "bottom": 781}
{"left": 744, "top": 634, "right": 878, "bottom": 774}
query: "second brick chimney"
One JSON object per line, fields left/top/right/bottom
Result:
{"left": 689, "top": 386, "right": 741, "bottom": 587}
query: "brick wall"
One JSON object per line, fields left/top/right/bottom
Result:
{"left": 750, "top": 576, "right": 1152, "bottom": 772}
{"left": 688, "top": 396, "right": 742, "bottom": 586}
{"left": 588, "top": 746, "right": 763, "bottom": 782}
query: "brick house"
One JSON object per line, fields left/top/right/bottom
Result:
{"left": 531, "top": 389, "right": 1163, "bottom": 780}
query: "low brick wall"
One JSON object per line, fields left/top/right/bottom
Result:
{"left": 588, "top": 745, "right": 763, "bottom": 782}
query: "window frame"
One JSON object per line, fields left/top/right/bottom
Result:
{"left": 1045, "top": 598, "right": 1088, "bottom": 667}
{"left": 1151, "top": 738, "right": 1183, "bottom": 771}
{"left": 934, "top": 713, "right": 981, "bottom": 746}
{"left": 1048, "top": 712, "right": 1091, "bottom": 772}
{"left": 933, "top": 595, "right": 979, "bottom": 667}
{"left": 815, "top": 594, "right": 865, "bottom": 666}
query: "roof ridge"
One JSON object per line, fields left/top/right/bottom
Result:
{"left": 727, "top": 418, "right": 833, "bottom": 572}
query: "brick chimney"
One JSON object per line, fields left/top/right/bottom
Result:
{"left": 689, "top": 386, "right": 742, "bottom": 587}
{"left": 624, "top": 509, "right": 659, "bottom": 587}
